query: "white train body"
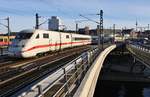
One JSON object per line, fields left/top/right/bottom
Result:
{"left": 8, "top": 29, "right": 92, "bottom": 58}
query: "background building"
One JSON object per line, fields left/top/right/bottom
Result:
{"left": 48, "top": 16, "right": 64, "bottom": 31}
{"left": 78, "top": 26, "right": 121, "bottom": 36}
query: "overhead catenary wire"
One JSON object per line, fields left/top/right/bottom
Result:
{"left": 79, "top": 14, "right": 100, "bottom": 24}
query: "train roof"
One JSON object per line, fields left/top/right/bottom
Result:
{"left": 18, "top": 29, "right": 92, "bottom": 37}
{"left": 0, "top": 33, "right": 16, "bottom": 36}
{"left": 19, "top": 29, "right": 34, "bottom": 33}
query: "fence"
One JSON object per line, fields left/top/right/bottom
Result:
{"left": 18, "top": 47, "right": 100, "bottom": 97}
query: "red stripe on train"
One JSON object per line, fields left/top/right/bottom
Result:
{"left": 22, "top": 41, "right": 91, "bottom": 52}
{"left": 0, "top": 42, "right": 12, "bottom": 46}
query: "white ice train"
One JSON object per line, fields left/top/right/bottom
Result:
{"left": 8, "top": 29, "right": 92, "bottom": 58}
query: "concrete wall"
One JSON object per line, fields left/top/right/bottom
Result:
{"left": 73, "top": 45, "right": 116, "bottom": 97}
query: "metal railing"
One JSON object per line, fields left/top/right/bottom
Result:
{"left": 18, "top": 47, "right": 100, "bottom": 97}
{"left": 43, "top": 48, "right": 99, "bottom": 97}
{"left": 129, "top": 43, "right": 150, "bottom": 53}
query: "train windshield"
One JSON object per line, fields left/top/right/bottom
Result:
{"left": 15, "top": 33, "right": 33, "bottom": 39}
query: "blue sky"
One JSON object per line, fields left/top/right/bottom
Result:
{"left": 0, "top": 0, "right": 150, "bottom": 33}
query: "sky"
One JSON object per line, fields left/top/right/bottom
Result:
{"left": 0, "top": 0, "right": 150, "bottom": 33}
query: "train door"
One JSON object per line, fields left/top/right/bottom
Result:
{"left": 70, "top": 33, "right": 72, "bottom": 48}
{"left": 49, "top": 33, "right": 52, "bottom": 51}
{"left": 52, "top": 32, "right": 60, "bottom": 51}
{"left": 43, "top": 33, "right": 49, "bottom": 52}
{"left": 59, "top": 32, "right": 61, "bottom": 51}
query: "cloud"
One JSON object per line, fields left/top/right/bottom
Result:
{"left": 0, "top": 0, "right": 150, "bottom": 32}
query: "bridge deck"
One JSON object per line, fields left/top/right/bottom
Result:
{"left": 74, "top": 45, "right": 116, "bottom": 97}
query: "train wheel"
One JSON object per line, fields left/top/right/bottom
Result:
{"left": 36, "top": 53, "right": 42, "bottom": 58}
{"left": 43, "top": 53, "right": 47, "bottom": 56}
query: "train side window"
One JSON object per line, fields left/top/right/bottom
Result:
{"left": 43, "top": 33, "right": 49, "bottom": 39}
{"left": 4, "top": 38, "right": 7, "bottom": 42}
{"left": 9, "top": 38, "right": 13, "bottom": 41}
{"left": 73, "top": 37, "right": 89, "bottom": 40}
{"left": 0, "top": 38, "right": 3, "bottom": 42}
{"left": 36, "top": 34, "right": 39, "bottom": 39}
{"left": 66, "top": 35, "right": 69, "bottom": 39}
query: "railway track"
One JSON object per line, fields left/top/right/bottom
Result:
{"left": 0, "top": 56, "right": 17, "bottom": 66}
{"left": 0, "top": 46, "right": 91, "bottom": 80}
{"left": 0, "top": 46, "right": 90, "bottom": 76}
{"left": 0, "top": 45, "right": 93, "bottom": 96}
{"left": 0, "top": 57, "right": 34, "bottom": 74}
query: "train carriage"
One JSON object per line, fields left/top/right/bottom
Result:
{"left": 0, "top": 35, "right": 15, "bottom": 47}
{"left": 8, "top": 29, "right": 92, "bottom": 58}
